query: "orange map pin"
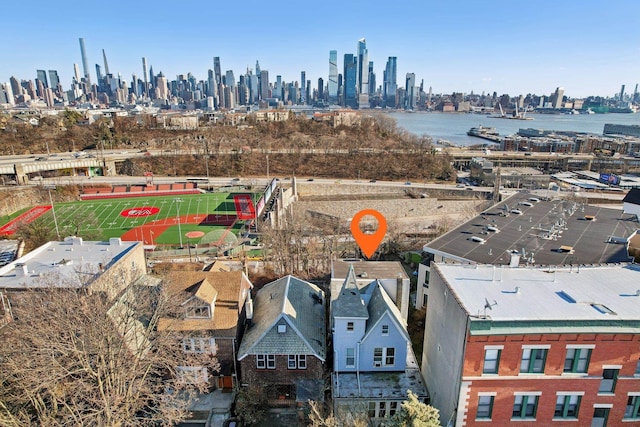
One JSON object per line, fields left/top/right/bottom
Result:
{"left": 350, "top": 209, "right": 387, "bottom": 259}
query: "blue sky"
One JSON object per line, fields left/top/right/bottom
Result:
{"left": 2, "top": 0, "right": 639, "bottom": 99}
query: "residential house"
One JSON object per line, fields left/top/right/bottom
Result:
{"left": 158, "top": 271, "right": 253, "bottom": 392}
{"left": 331, "top": 265, "right": 427, "bottom": 425}
{"left": 237, "top": 275, "right": 326, "bottom": 406}
{"left": 331, "top": 259, "right": 410, "bottom": 322}
{"left": 423, "top": 262, "right": 640, "bottom": 426}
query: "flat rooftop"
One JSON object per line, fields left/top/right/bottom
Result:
{"left": 424, "top": 192, "right": 639, "bottom": 266}
{"left": 332, "top": 343, "right": 427, "bottom": 400}
{"left": 332, "top": 259, "right": 409, "bottom": 282}
{"left": 434, "top": 263, "right": 640, "bottom": 324}
{"left": 0, "top": 237, "right": 139, "bottom": 290}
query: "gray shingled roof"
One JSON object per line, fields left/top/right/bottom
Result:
{"left": 237, "top": 276, "right": 326, "bottom": 361}
{"left": 333, "top": 264, "right": 370, "bottom": 319}
{"left": 362, "top": 281, "right": 410, "bottom": 341}
{"left": 623, "top": 188, "right": 640, "bottom": 205}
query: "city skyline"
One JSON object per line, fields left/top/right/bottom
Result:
{"left": 2, "top": 1, "right": 639, "bottom": 99}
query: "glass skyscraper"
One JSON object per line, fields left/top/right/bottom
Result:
{"left": 384, "top": 57, "right": 397, "bottom": 108}
{"left": 328, "top": 50, "right": 338, "bottom": 104}
{"left": 357, "top": 38, "right": 368, "bottom": 108}
{"left": 343, "top": 54, "right": 357, "bottom": 108}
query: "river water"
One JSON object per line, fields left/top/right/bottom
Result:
{"left": 388, "top": 111, "right": 640, "bottom": 147}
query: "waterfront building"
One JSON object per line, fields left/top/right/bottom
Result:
{"left": 405, "top": 73, "right": 415, "bottom": 110}
{"left": 423, "top": 262, "right": 640, "bottom": 426}
{"left": 357, "top": 38, "right": 369, "bottom": 109}
{"left": 552, "top": 87, "right": 564, "bottom": 109}
{"left": 328, "top": 50, "right": 338, "bottom": 103}
{"left": 343, "top": 54, "right": 357, "bottom": 108}
{"left": 1, "top": 83, "right": 14, "bottom": 105}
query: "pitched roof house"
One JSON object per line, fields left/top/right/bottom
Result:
{"left": 331, "top": 265, "right": 427, "bottom": 424}
{"left": 158, "top": 270, "right": 253, "bottom": 392}
{"left": 237, "top": 275, "right": 326, "bottom": 406}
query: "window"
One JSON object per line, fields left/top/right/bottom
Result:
{"left": 256, "top": 354, "right": 276, "bottom": 369}
{"left": 374, "top": 347, "right": 395, "bottom": 367}
{"left": 555, "top": 394, "right": 581, "bottom": 419}
{"left": 182, "top": 337, "right": 216, "bottom": 354}
{"left": 512, "top": 394, "right": 539, "bottom": 419}
{"left": 374, "top": 348, "right": 383, "bottom": 366}
{"left": 592, "top": 407, "right": 610, "bottom": 427}
{"left": 483, "top": 348, "right": 501, "bottom": 374}
{"left": 385, "top": 348, "right": 395, "bottom": 365}
{"left": 625, "top": 395, "right": 640, "bottom": 419}
{"left": 564, "top": 348, "right": 592, "bottom": 373}
{"left": 288, "top": 355, "right": 307, "bottom": 370}
{"left": 346, "top": 348, "right": 355, "bottom": 367}
{"left": 389, "top": 402, "right": 398, "bottom": 417}
{"left": 368, "top": 401, "right": 399, "bottom": 418}
{"left": 176, "top": 366, "right": 208, "bottom": 384}
{"left": 347, "top": 322, "right": 354, "bottom": 332}
{"left": 520, "top": 348, "right": 547, "bottom": 374}
{"left": 185, "top": 305, "right": 210, "bottom": 319}
{"left": 477, "top": 395, "right": 494, "bottom": 419}
{"left": 598, "top": 369, "right": 619, "bottom": 394}
{"left": 381, "top": 324, "right": 389, "bottom": 335}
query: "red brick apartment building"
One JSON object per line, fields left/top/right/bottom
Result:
{"left": 423, "top": 263, "right": 640, "bottom": 427}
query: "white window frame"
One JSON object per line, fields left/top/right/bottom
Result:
{"left": 381, "top": 324, "right": 389, "bottom": 335}
{"left": 256, "top": 354, "right": 276, "bottom": 369}
{"left": 267, "top": 354, "right": 275, "bottom": 369}
{"left": 346, "top": 348, "right": 355, "bottom": 367}
{"left": 373, "top": 347, "right": 395, "bottom": 367}
{"left": 185, "top": 305, "right": 211, "bottom": 319}
{"left": 347, "top": 321, "right": 354, "bottom": 332}
{"left": 182, "top": 337, "right": 216, "bottom": 354}
{"left": 176, "top": 366, "right": 208, "bottom": 384}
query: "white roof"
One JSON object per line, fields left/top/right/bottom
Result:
{"left": 434, "top": 263, "right": 640, "bottom": 322}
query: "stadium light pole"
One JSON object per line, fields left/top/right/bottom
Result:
{"left": 175, "top": 198, "right": 183, "bottom": 248}
{"left": 48, "top": 188, "right": 61, "bottom": 240}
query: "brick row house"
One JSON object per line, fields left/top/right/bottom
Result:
{"left": 237, "top": 275, "right": 326, "bottom": 406}
{"left": 423, "top": 263, "right": 640, "bottom": 426}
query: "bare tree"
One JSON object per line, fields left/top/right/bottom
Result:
{"left": 0, "top": 282, "right": 213, "bottom": 426}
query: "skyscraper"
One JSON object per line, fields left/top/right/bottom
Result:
{"left": 79, "top": 38, "right": 91, "bottom": 86}
{"left": 368, "top": 61, "right": 375, "bottom": 96}
{"left": 357, "top": 38, "right": 369, "bottom": 108}
{"left": 328, "top": 50, "right": 338, "bottom": 104}
{"left": 102, "top": 49, "right": 110, "bottom": 76}
{"left": 384, "top": 57, "right": 397, "bottom": 108}
{"left": 142, "top": 57, "right": 149, "bottom": 99}
{"left": 405, "top": 73, "right": 416, "bottom": 110}
{"left": 300, "top": 71, "right": 306, "bottom": 104}
{"left": 343, "top": 54, "right": 357, "bottom": 108}
{"left": 36, "top": 70, "right": 48, "bottom": 89}
{"left": 48, "top": 70, "right": 60, "bottom": 89}
{"left": 260, "top": 70, "right": 269, "bottom": 100}
{"left": 317, "top": 77, "right": 324, "bottom": 101}
{"left": 552, "top": 87, "right": 564, "bottom": 109}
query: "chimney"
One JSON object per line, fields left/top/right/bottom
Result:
{"left": 396, "top": 276, "right": 404, "bottom": 314}
{"left": 509, "top": 252, "right": 521, "bottom": 267}
{"left": 14, "top": 263, "right": 28, "bottom": 277}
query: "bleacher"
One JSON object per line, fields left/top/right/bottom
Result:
{"left": 80, "top": 183, "right": 202, "bottom": 200}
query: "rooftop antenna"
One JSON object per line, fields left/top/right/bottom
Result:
{"left": 483, "top": 297, "right": 498, "bottom": 317}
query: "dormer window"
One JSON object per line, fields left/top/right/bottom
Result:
{"left": 186, "top": 305, "right": 211, "bottom": 319}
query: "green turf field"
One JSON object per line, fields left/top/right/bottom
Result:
{"left": 15, "top": 192, "right": 258, "bottom": 248}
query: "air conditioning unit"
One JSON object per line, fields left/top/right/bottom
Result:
{"left": 374, "top": 361, "right": 382, "bottom": 367}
